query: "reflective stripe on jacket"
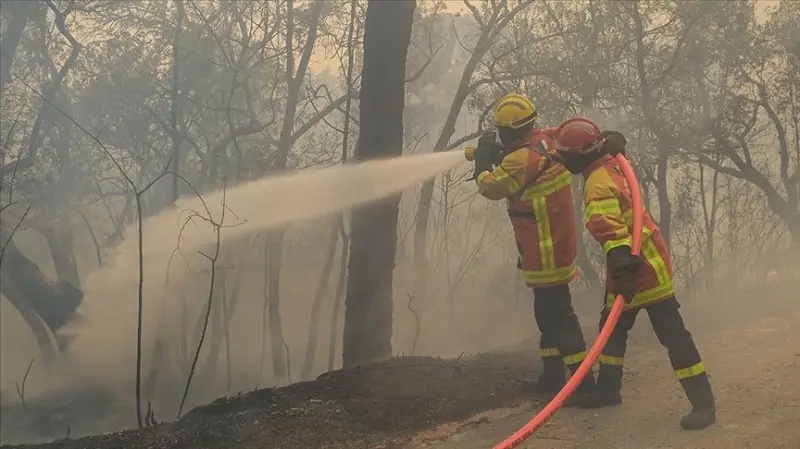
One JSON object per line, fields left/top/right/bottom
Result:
{"left": 582, "top": 154, "right": 674, "bottom": 309}
{"left": 476, "top": 129, "right": 578, "bottom": 287}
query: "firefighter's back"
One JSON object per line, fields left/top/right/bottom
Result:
{"left": 505, "top": 129, "right": 578, "bottom": 287}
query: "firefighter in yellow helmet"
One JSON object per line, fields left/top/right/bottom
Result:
{"left": 471, "top": 94, "right": 594, "bottom": 402}
{"left": 551, "top": 117, "right": 716, "bottom": 430}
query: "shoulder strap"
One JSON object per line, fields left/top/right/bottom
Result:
{"left": 533, "top": 140, "right": 550, "bottom": 157}
{"left": 520, "top": 141, "right": 555, "bottom": 190}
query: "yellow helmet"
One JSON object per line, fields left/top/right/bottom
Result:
{"left": 493, "top": 93, "right": 538, "bottom": 130}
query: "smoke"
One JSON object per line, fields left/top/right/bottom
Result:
{"left": 57, "top": 150, "right": 466, "bottom": 393}
{"left": 578, "top": 107, "right": 634, "bottom": 135}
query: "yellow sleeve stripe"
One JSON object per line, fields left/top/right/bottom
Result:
{"left": 492, "top": 166, "right": 522, "bottom": 194}
{"left": 583, "top": 198, "right": 623, "bottom": 224}
{"left": 603, "top": 236, "right": 633, "bottom": 252}
{"left": 476, "top": 170, "right": 492, "bottom": 184}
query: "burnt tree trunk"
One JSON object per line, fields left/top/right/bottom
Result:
{"left": 40, "top": 223, "right": 80, "bottom": 287}
{"left": 0, "top": 227, "right": 83, "bottom": 359}
{"left": 341, "top": 0, "right": 415, "bottom": 369}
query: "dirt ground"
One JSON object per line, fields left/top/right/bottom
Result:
{"left": 4, "top": 285, "right": 799, "bottom": 449}
{"left": 416, "top": 288, "right": 800, "bottom": 449}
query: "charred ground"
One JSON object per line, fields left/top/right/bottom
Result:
{"left": 4, "top": 353, "right": 538, "bottom": 449}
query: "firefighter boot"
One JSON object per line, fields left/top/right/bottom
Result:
{"left": 560, "top": 366, "right": 595, "bottom": 407}
{"left": 522, "top": 356, "right": 565, "bottom": 394}
{"left": 579, "top": 364, "right": 623, "bottom": 409}
{"left": 679, "top": 374, "right": 716, "bottom": 430}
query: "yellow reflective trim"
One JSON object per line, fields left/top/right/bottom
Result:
{"left": 642, "top": 238, "right": 669, "bottom": 286}
{"left": 540, "top": 348, "right": 560, "bottom": 358}
{"left": 584, "top": 198, "right": 623, "bottom": 224}
{"left": 522, "top": 169, "right": 572, "bottom": 199}
{"left": 599, "top": 355, "right": 624, "bottom": 366}
{"left": 604, "top": 235, "right": 674, "bottom": 309}
{"left": 563, "top": 350, "right": 587, "bottom": 366}
{"left": 476, "top": 170, "right": 491, "bottom": 184}
{"left": 533, "top": 197, "right": 555, "bottom": 269}
{"left": 585, "top": 198, "right": 635, "bottom": 252}
{"left": 606, "top": 281, "right": 674, "bottom": 309}
{"left": 522, "top": 263, "right": 577, "bottom": 285}
{"left": 603, "top": 236, "right": 633, "bottom": 252}
{"left": 622, "top": 209, "right": 633, "bottom": 221}
{"left": 514, "top": 169, "right": 571, "bottom": 273}
{"left": 492, "top": 166, "right": 522, "bottom": 194}
{"left": 675, "top": 362, "right": 706, "bottom": 380}
{"left": 640, "top": 281, "right": 674, "bottom": 301}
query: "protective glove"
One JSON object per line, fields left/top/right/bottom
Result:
{"left": 607, "top": 245, "right": 643, "bottom": 303}
{"left": 473, "top": 131, "right": 500, "bottom": 180}
{"left": 601, "top": 131, "right": 627, "bottom": 156}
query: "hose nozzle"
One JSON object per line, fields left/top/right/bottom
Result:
{"left": 464, "top": 146, "right": 477, "bottom": 162}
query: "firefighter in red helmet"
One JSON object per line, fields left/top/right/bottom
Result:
{"left": 471, "top": 94, "right": 594, "bottom": 403}
{"left": 551, "top": 117, "right": 716, "bottom": 430}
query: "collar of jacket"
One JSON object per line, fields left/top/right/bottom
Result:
{"left": 582, "top": 153, "right": 615, "bottom": 180}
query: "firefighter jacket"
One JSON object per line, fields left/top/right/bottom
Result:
{"left": 476, "top": 128, "right": 578, "bottom": 287}
{"left": 582, "top": 154, "right": 675, "bottom": 310}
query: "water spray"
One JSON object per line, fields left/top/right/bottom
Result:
{"left": 64, "top": 150, "right": 468, "bottom": 385}
{"left": 492, "top": 153, "right": 645, "bottom": 449}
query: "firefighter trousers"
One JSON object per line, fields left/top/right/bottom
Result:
{"left": 596, "top": 296, "right": 707, "bottom": 392}
{"left": 533, "top": 284, "right": 589, "bottom": 381}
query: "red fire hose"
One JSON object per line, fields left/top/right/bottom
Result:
{"left": 493, "top": 154, "right": 644, "bottom": 449}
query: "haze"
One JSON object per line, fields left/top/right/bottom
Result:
{"left": 1, "top": 1, "right": 798, "bottom": 447}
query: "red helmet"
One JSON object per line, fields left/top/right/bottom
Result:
{"left": 554, "top": 117, "right": 604, "bottom": 154}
